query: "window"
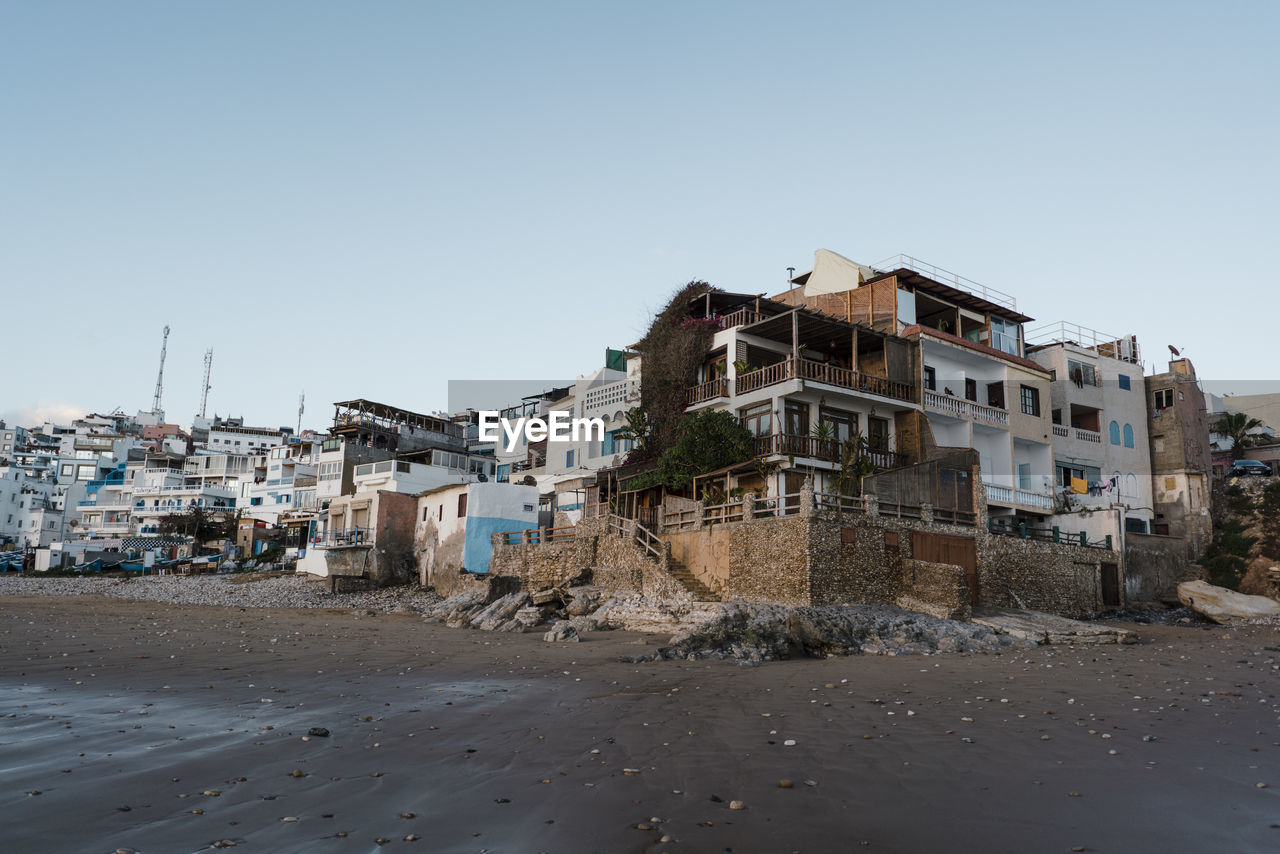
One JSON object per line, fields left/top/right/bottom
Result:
{"left": 1019, "top": 385, "right": 1040, "bottom": 416}
{"left": 784, "top": 402, "right": 809, "bottom": 437}
{"left": 867, "top": 417, "right": 890, "bottom": 451}
{"left": 1109, "top": 421, "right": 1121, "bottom": 445}
{"left": 990, "top": 317, "right": 1019, "bottom": 356}
{"left": 964, "top": 378, "right": 977, "bottom": 402}
{"left": 818, "top": 408, "right": 858, "bottom": 444}
{"left": 923, "top": 366, "right": 936, "bottom": 391}
{"left": 1153, "top": 389, "right": 1173, "bottom": 409}
{"left": 1017, "top": 463, "right": 1032, "bottom": 490}
{"left": 740, "top": 403, "right": 772, "bottom": 437}
{"left": 987, "top": 381, "right": 1005, "bottom": 409}
{"left": 1067, "top": 359, "right": 1097, "bottom": 387}
{"left": 458, "top": 493, "right": 468, "bottom": 518}
{"left": 250, "top": 497, "right": 262, "bottom": 506}
{"left": 1118, "top": 374, "right": 1131, "bottom": 390}
{"left": 1123, "top": 424, "right": 1134, "bottom": 448}
{"left": 565, "top": 449, "right": 575, "bottom": 468}
{"left": 1125, "top": 517, "right": 1148, "bottom": 534}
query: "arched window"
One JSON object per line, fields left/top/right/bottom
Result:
{"left": 1123, "top": 424, "right": 1134, "bottom": 448}
{"left": 1109, "top": 421, "right": 1121, "bottom": 445}
{"left": 1125, "top": 473, "right": 1138, "bottom": 498}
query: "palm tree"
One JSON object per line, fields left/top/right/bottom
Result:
{"left": 1215, "top": 412, "right": 1264, "bottom": 460}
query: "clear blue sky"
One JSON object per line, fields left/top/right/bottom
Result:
{"left": 3, "top": 0, "right": 1277, "bottom": 430}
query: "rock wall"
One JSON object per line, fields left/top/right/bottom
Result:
{"left": 726, "top": 516, "right": 810, "bottom": 605}
{"left": 899, "top": 559, "right": 971, "bottom": 621}
{"left": 806, "top": 516, "right": 905, "bottom": 606}
{"left": 1125, "top": 531, "right": 1204, "bottom": 603}
{"left": 486, "top": 534, "right": 595, "bottom": 590}
{"left": 978, "top": 533, "right": 1109, "bottom": 617}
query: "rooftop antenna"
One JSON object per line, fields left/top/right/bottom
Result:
{"left": 297, "top": 392, "right": 305, "bottom": 435}
{"left": 787, "top": 266, "right": 797, "bottom": 302}
{"left": 152, "top": 324, "right": 170, "bottom": 420}
{"left": 198, "top": 349, "right": 214, "bottom": 418}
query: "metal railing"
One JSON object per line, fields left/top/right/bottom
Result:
{"left": 872, "top": 253, "right": 1017, "bottom": 310}
{"left": 315, "top": 527, "right": 372, "bottom": 548}
{"left": 815, "top": 492, "right": 867, "bottom": 514}
{"left": 1024, "top": 321, "right": 1140, "bottom": 364}
{"left": 988, "top": 519, "right": 1114, "bottom": 550}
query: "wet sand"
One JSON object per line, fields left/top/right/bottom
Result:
{"left": 1, "top": 595, "right": 1277, "bottom": 854}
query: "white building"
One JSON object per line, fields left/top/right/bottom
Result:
{"left": 415, "top": 481, "right": 539, "bottom": 587}
{"left": 240, "top": 442, "right": 318, "bottom": 524}
{"left": 1026, "top": 323, "right": 1155, "bottom": 534}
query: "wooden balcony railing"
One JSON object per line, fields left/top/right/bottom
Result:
{"left": 735, "top": 359, "right": 792, "bottom": 395}
{"left": 724, "top": 356, "right": 916, "bottom": 402}
{"left": 716, "top": 307, "right": 764, "bottom": 329}
{"left": 685, "top": 376, "right": 729, "bottom": 406}
{"left": 751, "top": 433, "right": 906, "bottom": 470}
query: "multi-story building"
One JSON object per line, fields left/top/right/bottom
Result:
{"left": 668, "top": 251, "right": 1054, "bottom": 526}
{"left": 1026, "top": 323, "right": 1154, "bottom": 534}
{"left": 205, "top": 416, "right": 291, "bottom": 454}
{"left": 1146, "top": 358, "right": 1213, "bottom": 557}
{"left": 240, "top": 441, "right": 319, "bottom": 524}
{"left": 130, "top": 453, "right": 236, "bottom": 535}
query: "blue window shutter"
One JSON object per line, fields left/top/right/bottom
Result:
{"left": 1118, "top": 374, "right": 1131, "bottom": 390}
{"left": 1123, "top": 424, "right": 1134, "bottom": 448}
{"left": 1109, "top": 421, "right": 1121, "bottom": 445}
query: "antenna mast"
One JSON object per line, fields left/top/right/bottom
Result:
{"left": 297, "top": 392, "right": 305, "bottom": 435}
{"left": 199, "top": 349, "right": 214, "bottom": 418}
{"left": 152, "top": 325, "right": 170, "bottom": 419}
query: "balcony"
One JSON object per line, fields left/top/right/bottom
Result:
{"left": 715, "top": 307, "right": 765, "bottom": 329}
{"left": 314, "top": 527, "right": 372, "bottom": 549}
{"left": 984, "top": 484, "right": 1054, "bottom": 511}
{"left": 752, "top": 433, "right": 906, "bottom": 470}
{"left": 923, "top": 390, "right": 1009, "bottom": 427}
{"left": 686, "top": 377, "right": 728, "bottom": 406}
{"left": 1052, "top": 424, "right": 1101, "bottom": 443}
{"left": 702, "top": 356, "right": 914, "bottom": 403}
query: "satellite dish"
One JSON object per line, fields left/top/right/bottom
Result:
{"left": 1168, "top": 344, "right": 1181, "bottom": 356}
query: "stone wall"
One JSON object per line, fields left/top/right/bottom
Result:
{"left": 1125, "top": 531, "right": 1204, "bottom": 603}
{"left": 725, "top": 515, "right": 810, "bottom": 605}
{"left": 806, "top": 515, "right": 906, "bottom": 606}
{"left": 978, "top": 533, "right": 1111, "bottom": 617}
{"left": 899, "top": 559, "right": 971, "bottom": 621}
{"left": 486, "top": 534, "right": 595, "bottom": 590}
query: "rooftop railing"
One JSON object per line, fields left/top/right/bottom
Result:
{"left": 1024, "top": 321, "right": 1141, "bottom": 364}
{"left": 872, "top": 254, "right": 1017, "bottom": 311}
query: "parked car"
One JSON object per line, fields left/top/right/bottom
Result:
{"left": 1227, "top": 459, "right": 1272, "bottom": 478}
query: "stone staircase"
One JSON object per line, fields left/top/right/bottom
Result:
{"left": 665, "top": 557, "right": 720, "bottom": 602}
{"left": 608, "top": 514, "right": 721, "bottom": 602}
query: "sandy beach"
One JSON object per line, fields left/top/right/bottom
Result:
{"left": 1, "top": 592, "right": 1277, "bottom": 854}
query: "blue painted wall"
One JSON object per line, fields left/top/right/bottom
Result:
{"left": 463, "top": 515, "right": 531, "bottom": 574}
